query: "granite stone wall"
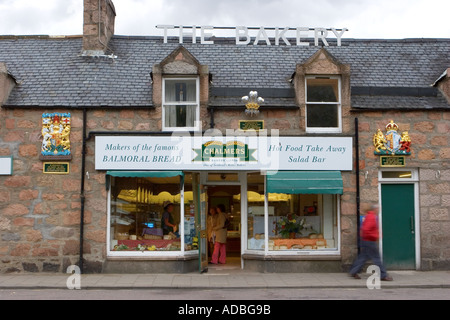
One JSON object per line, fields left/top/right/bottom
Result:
{"left": 0, "top": 104, "right": 449, "bottom": 272}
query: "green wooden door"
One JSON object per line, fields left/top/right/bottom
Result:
{"left": 381, "top": 184, "right": 416, "bottom": 269}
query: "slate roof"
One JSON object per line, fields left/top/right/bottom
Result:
{"left": 0, "top": 35, "right": 449, "bottom": 109}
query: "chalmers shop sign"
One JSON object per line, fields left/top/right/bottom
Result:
{"left": 95, "top": 135, "right": 352, "bottom": 171}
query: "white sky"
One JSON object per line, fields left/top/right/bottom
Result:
{"left": 0, "top": 0, "right": 449, "bottom": 39}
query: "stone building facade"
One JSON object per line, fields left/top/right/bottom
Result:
{"left": 0, "top": 0, "right": 449, "bottom": 273}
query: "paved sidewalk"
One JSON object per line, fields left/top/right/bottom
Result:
{"left": 0, "top": 269, "right": 449, "bottom": 290}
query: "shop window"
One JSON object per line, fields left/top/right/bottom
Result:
{"left": 246, "top": 171, "right": 339, "bottom": 252}
{"left": 162, "top": 78, "right": 199, "bottom": 131}
{"left": 247, "top": 172, "right": 265, "bottom": 251}
{"left": 305, "top": 76, "right": 341, "bottom": 133}
{"left": 109, "top": 174, "right": 196, "bottom": 253}
{"left": 268, "top": 194, "right": 338, "bottom": 251}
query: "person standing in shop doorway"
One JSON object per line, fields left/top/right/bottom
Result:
{"left": 211, "top": 204, "right": 227, "bottom": 264}
{"left": 349, "top": 204, "right": 393, "bottom": 281}
{"left": 207, "top": 206, "right": 217, "bottom": 260}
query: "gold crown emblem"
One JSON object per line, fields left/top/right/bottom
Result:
{"left": 385, "top": 120, "right": 399, "bottom": 131}
{"left": 245, "top": 102, "right": 260, "bottom": 110}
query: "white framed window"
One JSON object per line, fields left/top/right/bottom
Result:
{"left": 245, "top": 172, "right": 340, "bottom": 255}
{"left": 305, "top": 75, "right": 342, "bottom": 133}
{"left": 162, "top": 77, "right": 200, "bottom": 132}
{"left": 378, "top": 169, "right": 418, "bottom": 182}
{"left": 107, "top": 173, "right": 198, "bottom": 257}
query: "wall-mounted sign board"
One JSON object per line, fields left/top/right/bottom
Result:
{"left": 0, "top": 156, "right": 13, "bottom": 175}
{"left": 380, "top": 156, "right": 405, "bottom": 167}
{"left": 43, "top": 162, "right": 70, "bottom": 174}
{"left": 239, "top": 120, "right": 264, "bottom": 131}
{"left": 95, "top": 136, "right": 353, "bottom": 171}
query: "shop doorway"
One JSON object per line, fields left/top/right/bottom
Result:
{"left": 381, "top": 184, "right": 416, "bottom": 269}
{"left": 202, "top": 172, "right": 243, "bottom": 269}
{"left": 208, "top": 185, "right": 241, "bottom": 265}
{"left": 379, "top": 170, "right": 419, "bottom": 270}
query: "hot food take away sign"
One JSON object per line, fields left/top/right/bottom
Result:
{"left": 95, "top": 135, "right": 353, "bottom": 171}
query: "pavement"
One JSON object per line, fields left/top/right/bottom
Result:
{"left": 0, "top": 265, "right": 449, "bottom": 290}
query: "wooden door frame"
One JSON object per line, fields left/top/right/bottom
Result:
{"left": 200, "top": 171, "right": 246, "bottom": 269}
{"left": 378, "top": 168, "right": 420, "bottom": 270}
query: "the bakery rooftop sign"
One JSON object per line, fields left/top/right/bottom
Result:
{"left": 156, "top": 25, "right": 348, "bottom": 47}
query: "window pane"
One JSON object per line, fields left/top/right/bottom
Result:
{"left": 268, "top": 194, "right": 338, "bottom": 251}
{"left": 183, "top": 173, "right": 196, "bottom": 251}
{"left": 307, "top": 78, "right": 339, "bottom": 102}
{"left": 110, "top": 176, "right": 182, "bottom": 252}
{"left": 381, "top": 171, "right": 412, "bottom": 179}
{"left": 165, "top": 79, "right": 197, "bottom": 103}
{"left": 247, "top": 173, "right": 265, "bottom": 251}
{"left": 164, "top": 105, "right": 197, "bottom": 128}
{"left": 307, "top": 104, "right": 338, "bottom": 128}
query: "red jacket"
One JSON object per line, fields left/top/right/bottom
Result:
{"left": 361, "top": 211, "right": 379, "bottom": 241}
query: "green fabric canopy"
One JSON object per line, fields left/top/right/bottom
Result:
{"left": 106, "top": 171, "right": 184, "bottom": 178}
{"left": 266, "top": 171, "right": 343, "bottom": 194}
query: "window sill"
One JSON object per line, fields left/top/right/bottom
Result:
{"left": 243, "top": 252, "right": 341, "bottom": 261}
{"left": 107, "top": 251, "right": 198, "bottom": 260}
{"left": 306, "top": 128, "right": 342, "bottom": 134}
{"left": 162, "top": 128, "right": 202, "bottom": 133}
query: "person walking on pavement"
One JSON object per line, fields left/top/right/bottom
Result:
{"left": 210, "top": 204, "right": 228, "bottom": 264}
{"left": 349, "top": 204, "right": 393, "bottom": 281}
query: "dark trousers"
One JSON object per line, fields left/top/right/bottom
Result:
{"left": 349, "top": 240, "right": 388, "bottom": 278}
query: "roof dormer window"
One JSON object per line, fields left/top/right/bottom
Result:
{"left": 305, "top": 76, "right": 342, "bottom": 133}
{"left": 162, "top": 77, "right": 200, "bottom": 131}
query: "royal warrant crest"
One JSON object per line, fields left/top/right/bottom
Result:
{"left": 373, "top": 120, "right": 411, "bottom": 155}
{"left": 41, "top": 112, "right": 71, "bottom": 157}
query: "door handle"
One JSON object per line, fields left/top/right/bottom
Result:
{"left": 410, "top": 216, "right": 415, "bottom": 234}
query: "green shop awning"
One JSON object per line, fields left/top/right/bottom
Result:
{"left": 106, "top": 171, "right": 184, "bottom": 178}
{"left": 266, "top": 171, "right": 343, "bottom": 194}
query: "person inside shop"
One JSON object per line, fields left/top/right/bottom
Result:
{"left": 207, "top": 206, "right": 217, "bottom": 259}
{"left": 161, "top": 201, "right": 179, "bottom": 238}
{"left": 349, "top": 204, "right": 393, "bottom": 281}
{"left": 210, "top": 204, "right": 228, "bottom": 264}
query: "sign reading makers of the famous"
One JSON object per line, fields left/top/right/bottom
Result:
{"left": 95, "top": 135, "right": 353, "bottom": 171}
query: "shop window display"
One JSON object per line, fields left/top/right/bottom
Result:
{"left": 109, "top": 174, "right": 197, "bottom": 253}
{"left": 247, "top": 172, "right": 265, "bottom": 251}
{"left": 268, "top": 193, "right": 338, "bottom": 251}
{"left": 246, "top": 173, "right": 338, "bottom": 252}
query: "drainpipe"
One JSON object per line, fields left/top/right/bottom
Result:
{"left": 209, "top": 108, "right": 215, "bottom": 128}
{"left": 355, "top": 117, "right": 361, "bottom": 254}
{"left": 79, "top": 108, "right": 87, "bottom": 273}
